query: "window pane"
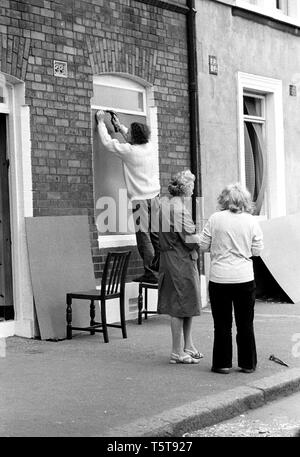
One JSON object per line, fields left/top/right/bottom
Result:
{"left": 244, "top": 96, "right": 263, "bottom": 117}
{"left": 276, "top": 0, "right": 289, "bottom": 14}
{"left": 92, "top": 85, "right": 144, "bottom": 112}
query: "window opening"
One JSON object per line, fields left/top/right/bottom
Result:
{"left": 92, "top": 76, "right": 149, "bottom": 238}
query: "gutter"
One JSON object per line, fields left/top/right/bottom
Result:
{"left": 133, "top": 0, "right": 189, "bottom": 15}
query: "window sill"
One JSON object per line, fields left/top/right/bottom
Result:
{"left": 98, "top": 234, "right": 137, "bottom": 248}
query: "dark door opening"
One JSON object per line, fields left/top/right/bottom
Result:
{"left": 0, "top": 113, "right": 14, "bottom": 320}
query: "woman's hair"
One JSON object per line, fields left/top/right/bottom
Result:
{"left": 168, "top": 169, "right": 195, "bottom": 197}
{"left": 217, "top": 182, "right": 254, "bottom": 214}
{"left": 130, "top": 122, "right": 150, "bottom": 145}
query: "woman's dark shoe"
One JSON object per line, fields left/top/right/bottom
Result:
{"left": 211, "top": 367, "right": 230, "bottom": 374}
{"left": 239, "top": 368, "right": 256, "bottom": 373}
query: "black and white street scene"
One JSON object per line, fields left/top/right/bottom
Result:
{"left": 1, "top": 0, "right": 300, "bottom": 445}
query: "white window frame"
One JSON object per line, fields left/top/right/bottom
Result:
{"left": 237, "top": 72, "right": 286, "bottom": 219}
{"left": 276, "top": 0, "right": 289, "bottom": 15}
{"left": 91, "top": 74, "right": 147, "bottom": 116}
{"left": 236, "top": 0, "right": 300, "bottom": 26}
{"left": 92, "top": 73, "right": 159, "bottom": 248}
{"left": 243, "top": 92, "right": 266, "bottom": 123}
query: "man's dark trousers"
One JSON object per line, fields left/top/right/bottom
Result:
{"left": 132, "top": 196, "right": 160, "bottom": 281}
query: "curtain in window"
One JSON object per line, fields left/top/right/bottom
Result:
{"left": 244, "top": 99, "right": 267, "bottom": 215}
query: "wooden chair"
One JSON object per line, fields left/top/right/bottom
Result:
{"left": 137, "top": 281, "right": 158, "bottom": 325}
{"left": 66, "top": 251, "right": 131, "bottom": 343}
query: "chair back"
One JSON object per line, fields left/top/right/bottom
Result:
{"left": 101, "top": 251, "right": 131, "bottom": 297}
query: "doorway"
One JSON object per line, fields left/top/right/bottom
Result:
{"left": 238, "top": 72, "right": 286, "bottom": 219}
{"left": 0, "top": 113, "right": 14, "bottom": 320}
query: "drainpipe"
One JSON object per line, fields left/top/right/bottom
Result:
{"left": 186, "top": 0, "right": 204, "bottom": 280}
{"left": 186, "top": 0, "right": 202, "bottom": 225}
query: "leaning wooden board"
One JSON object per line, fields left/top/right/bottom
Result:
{"left": 25, "top": 216, "right": 97, "bottom": 340}
{"left": 260, "top": 213, "right": 300, "bottom": 304}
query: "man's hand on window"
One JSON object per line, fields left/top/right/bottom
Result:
{"left": 96, "top": 110, "right": 106, "bottom": 124}
{"left": 111, "top": 116, "right": 122, "bottom": 132}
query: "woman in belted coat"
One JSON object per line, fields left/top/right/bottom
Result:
{"left": 157, "top": 170, "right": 203, "bottom": 364}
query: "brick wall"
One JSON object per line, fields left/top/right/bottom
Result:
{"left": 0, "top": 0, "right": 191, "bottom": 280}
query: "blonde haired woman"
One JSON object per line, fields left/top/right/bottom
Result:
{"left": 199, "top": 183, "right": 263, "bottom": 374}
{"left": 158, "top": 170, "right": 203, "bottom": 364}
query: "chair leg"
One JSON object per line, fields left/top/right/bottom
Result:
{"left": 145, "top": 288, "right": 148, "bottom": 320}
{"left": 101, "top": 299, "right": 109, "bottom": 343}
{"left": 120, "top": 294, "right": 127, "bottom": 339}
{"left": 90, "top": 299, "right": 95, "bottom": 335}
{"left": 66, "top": 295, "right": 73, "bottom": 339}
{"left": 138, "top": 283, "right": 143, "bottom": 325}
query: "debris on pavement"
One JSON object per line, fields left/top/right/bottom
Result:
{"left": 269, "top": 354, "right": 289, "bottom": 367}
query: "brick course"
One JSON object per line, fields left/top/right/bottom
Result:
{"left": 0, "top": 0, "right": 191, "bottom": 279}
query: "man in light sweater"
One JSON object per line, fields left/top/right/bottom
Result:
{"left": 95, "top": 110, "right": 160, "bottom": 284}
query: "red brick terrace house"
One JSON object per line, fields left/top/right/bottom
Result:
{"left": 0, "top": 0, "right": 203, "bottom": 337}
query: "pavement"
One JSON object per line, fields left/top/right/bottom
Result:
{"left": 1, "top": 299, "right": 300, "bottom": 437}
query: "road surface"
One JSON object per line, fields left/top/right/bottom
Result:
{"left": 188, "top": 391, "right": 300, "bottom": 437}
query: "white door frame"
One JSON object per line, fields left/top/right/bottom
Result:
{"left": 0, "top": 72, "right": 34, "bottom": 338}
{"left": 237, "top": 72, "right": 286, "bottom": 218}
